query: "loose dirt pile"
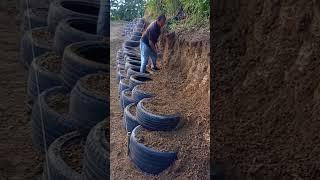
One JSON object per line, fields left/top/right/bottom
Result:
{"left": 81, "top": 73, "right": 109, "bottom": 97}
{"left": 32, "top": 28, "right": 54, "bottom": 47}
{"left": 37, "top": 52, "right": 62, "bottom": 73}
{"left": 136, "top": 127, "right": 181, "bottom": 152}
{"left": 47, "top": 92, "right": 70, "bottom": 116}
{"left": 213, "top": 0, "right": 320, "bottom": 179}
{"left": 61, "top": 139, "right": 85, "bottom": 173}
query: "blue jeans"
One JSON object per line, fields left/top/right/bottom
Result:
{"left": 97, "top": 0, "right": 109, "bottom": 36}
{"left": 140, "top": 40, "right": 157, "bottom": 73}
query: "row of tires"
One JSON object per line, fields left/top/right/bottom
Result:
{"left": 115, "top": 20, "right": 180, "bottom": 175}
{"left": 21, "top": 0, "right": 107, "bottom": 68}
{"left": 20, "top": 1, "right": 109, "bottom": 179}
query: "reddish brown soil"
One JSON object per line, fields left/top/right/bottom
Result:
{"left": 37, "top": 52, "right": 62, "bottom": 73}
{"left": 135, "top": 127, "right": 181, "bottom": 152}
{"left": 213, "top": 0, "right": 320, "bottom": 179}
{"left": 47, "top": 92, "right": 70, "bottom": 117}
{"left": 81, "top": 73, "right": 109, "bottom": 97}
{"left": 61, "top": 139, "right": 85, "bottom": 173}
{"left": 110, "top": 21, "right": 210, "bottom": 179}
{"left": 0, "top": 0, "right": 44, "bottom": 179}
{"left": 32, "top": 27, "right": 54, "bottom": 47}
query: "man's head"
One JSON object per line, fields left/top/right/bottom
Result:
{"left": 156, "top": 14, "right": 166, "bottom": 27}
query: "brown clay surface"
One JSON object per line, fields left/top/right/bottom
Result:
{"left": 213, "top": 0, "right": 320, "bottom": 179}
{"left": 31, "top": 27, "right": 54, "bottom": 47}
{"left": 110, "top": 21, "right": 210, "bottom": 179}
{"left": 37, "top": 52, "right": 62, "bottom": 73}
{"left": 61, "top": 139, "right": 85, "bottom": 174}
{"left": 47, "top": 92, "right": 70, "bottom": 117}
{"left": 0, "top": 0, "right": 44, "bottom": 179}
{"left": 81, "top": 73, "right": 109, "bottom": 97}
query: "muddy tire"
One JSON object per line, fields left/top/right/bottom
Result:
{"left": 132, "top": 85, "right": 156, "bottom": 102}
{"left": 31, "top": 86, "right": 74, "bottom": 152}
{"left": 47, "top": 0, "right": 100, "bottom": 33}
{"left": 61, "top": 41, "right": 109, "bottom": 88}
{"left": 116, "top": 70, "right": 126, "bottom": 83}
{"left": 120, "top": 89, "right": 136, "bottom": 110}
{"left": 54, "top": 17, "right": 102, "bottom": 56}
{"left": 21, "top": 27, "right": 52, "bottom": 69}
{"left": 125, "top": 60, "right": 141, "bottom": 71}
{"left": 42, "top": 131, "right": 83, "bottom": 180}
{"left": 118, "top": 78, "right": 130, "bottom": 95}
{"left": 130, "top": 35, "right": 141, "bottom": 41}
{"left": 136, "top": 98, "right": 180, "bottom": 131}
{"left": 128, "top": 125, "right": 177, "bottom": 174}
{"left": 124, "top": 40, "right": 140, "bottom": 48}
{"left": 82, "top": 120, "right": 109, "bottom": 180}
{"left": 127, "top": 67, "right": 150, "bottom": 79}
{"left": 123, "top": 103, "right": 139, "bottom": 132}
{"left": 117, "top": 64, "right": 125, "bottom": 72}
{"left": 27, "top": 52, "right": 64, "bottom": 107}
{"left": 69, "top": 74, "right": 109, "bottom": 134}
{"left": 129, "top": 75, "right": 152, "bottom": 89}
{"left": 131, "top": 31, "right": 142, "bottom": 37}
{"left": 20, "top": 0, "right": 49, "bottom": 14}
{"left": 21, "top": 8, "right": 48, "bottom": 35}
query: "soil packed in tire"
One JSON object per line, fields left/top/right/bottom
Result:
{"left": 124, "top": 90, "right": 131, "bottom": 97}
{"left": 47, "top": 91, "right": 70, "bottom": 116}
{"left": 135, "top": 127, "right": 180, "bottom": 152}
{"left": 142, "top": 97, "right": 178, "bottom": 116}
{"left": 61, "top": 139, "right": 85, "bottom": 173}
{"left": 32, "top": 28, "right": 54, "bottom": 47}
{"left": 81, "top": 73, "right": 109, "bottom": 97}
{"left": 38, "top": 52, "right": 62, "bottom": 73}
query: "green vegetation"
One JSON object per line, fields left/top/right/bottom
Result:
{"left": 111, "top": 0, "right": 146, "bottom": 21}
{"left": 145, "top": 0, "right": 210, "bottom": 28}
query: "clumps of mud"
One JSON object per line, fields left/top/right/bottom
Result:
{"left": 135, "top": 127, "right": 180, "bottom": 152}
{"left": 37, "top": 52, "right": 62, "bottom": 73}
{"left": 142, "top": 97, "right": 179, "bottom": 116}
{"left": 47, "top": 92, "right": 70, "bottom": 116}
{"left": 81, "top": 73, "right": 109, "bottom": 97}
{"left": 31, "top": 28, "right": 54, "bottom": 47}
{"left": 61, "top": 139, "right": 86, "bottom": 173}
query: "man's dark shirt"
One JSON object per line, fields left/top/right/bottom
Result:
{"left": 141, "top": 21, "right": 161, "bottom": 49}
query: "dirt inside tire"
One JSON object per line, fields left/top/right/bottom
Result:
{"left": 129, "top": 104, "right": 136, "bottom": 116}
{"left": 135, "top": 127, "right": 180, "bottom": 152}
{"left": 47, "top": 91, "right": 70, "bottom": 117}
{"left": 61, "top": 138, "right": 86, "bottom": 174}
{"left": 31, "top": 28, "right": 54, "bottom": 47}
{"left": 142, "top": 97, "right": 179, "bottom": 116}
{"left": 81, "top": 73, "right": 109, "bottom": 97}
{"left": 124, "top": 90, "right": 131, "bottom": 97}
{"left": 37, "top": 52, "right": 62, "bottom": 73}
{"left": 122, "top": 78, "right": 129, "bottom": 84}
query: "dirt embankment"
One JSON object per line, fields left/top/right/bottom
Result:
{"left": 213, "top": 0, "right": 320, "bottom": 179}
{"left": 110, "top": 21, "right": 210, "bottom": 179}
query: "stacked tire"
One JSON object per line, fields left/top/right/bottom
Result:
{"left": 20, "top": 0, "right": 110, "bottom": 179}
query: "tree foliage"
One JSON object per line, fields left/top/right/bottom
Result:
{"left": 111, "top": 0, "right": 146, "bottom": 21}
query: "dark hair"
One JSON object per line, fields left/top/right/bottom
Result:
{"left": 157, "top": 14, "right": 166, "bottom": 22}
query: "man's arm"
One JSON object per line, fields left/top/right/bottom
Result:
{"left": 149, "top": 40, "right": 158, "bottom": 53}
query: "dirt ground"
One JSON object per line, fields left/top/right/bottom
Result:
{"left": 0, "top": 0, "right": 43, "bottom": 179}
{"left": 213, "top": 0, "right": 320, "bottom": 179}
{"left": 110, "top": 21, "right": 210, "bottom": 179}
